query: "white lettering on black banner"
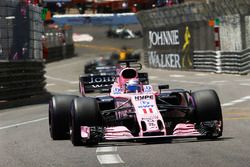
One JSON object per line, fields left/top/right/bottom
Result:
{"left": 148, "top": 30, "right": 179, "bottom": 49}
{"left": 148, "top": 51, "right": 181, "bottom": 68}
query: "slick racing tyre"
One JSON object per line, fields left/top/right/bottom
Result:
{"left": 49, "top": 95, "right": 78, "bottom": 140}
{"left": 192, "top": 89, "right": 223, "bottom": 138}
{"left": 70, "top": 97, "right": 102, "bottom": 146}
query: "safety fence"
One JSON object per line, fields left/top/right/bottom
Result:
{"left": 193, "top": 48, "right": 250, "bottom": 75}
{"left": 0, "top": 60, "right": 48, "bottom": 102}
{"left": 43, "top": 25, "right": 75, "bottom": 62}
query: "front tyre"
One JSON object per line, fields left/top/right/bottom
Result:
{"left": 70, "top": 97, "right": 102, "bottom": 146}
{"left": 192, "top": 89, "right": 223, "bottom": 138}
{"left": 49, "top": 95, "right": 78, "bottom": 140}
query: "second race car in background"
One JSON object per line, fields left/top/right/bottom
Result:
{"left": 107, "top": 25, "right": 142, "bottom": 39}
{"left": 84, "top": 48, "right": 141, "bottom": 75}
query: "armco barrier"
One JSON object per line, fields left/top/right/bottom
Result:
{"left": 0, "top": 60, "right": 47, "bottom": 101}
{"left": 52, "top": 13, "right": 139, "bottom": 25}
{"left": 193, "top": 48, "right": 250, "bottom": 75}
{"left": 0, "top": 1, "right": 50, "bottom": 108}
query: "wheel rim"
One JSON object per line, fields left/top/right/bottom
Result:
{"left": 48, "top": 101, "right": 53, "bottom": 137}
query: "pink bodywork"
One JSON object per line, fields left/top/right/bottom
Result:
{"left": 81, "top": 67, "right": 202, "bottom": 141}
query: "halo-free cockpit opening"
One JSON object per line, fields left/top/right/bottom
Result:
{"left": 121, "top": 69, "right": 137, "bottom": 79}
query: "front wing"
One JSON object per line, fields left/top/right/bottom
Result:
{"left": 103, "top": 134, "right": 204, "bottom": 142}
{"left": 80, "top": 123, "right": 220, "bottom": 143}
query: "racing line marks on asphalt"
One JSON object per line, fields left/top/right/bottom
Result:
{"left": 222, "top": 96, "right": 250, "bottom": 107}
{"left": 150, "top": 76, "right": 206, "bottom": 85}
{"left": 0, "top": 117, "right": 48, "bottom": 130}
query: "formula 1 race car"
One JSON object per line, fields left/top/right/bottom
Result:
{"left": 84, "top": 51, "right": 141, "bottom": 75}
{"left": 80, "top": 59, "right": 147, "bottom": 94}
{"left": 107, "top": 25, "right": 142, "bottom": 39}
{"left": 49, "top": 62, "right": 223, "bottom": 146}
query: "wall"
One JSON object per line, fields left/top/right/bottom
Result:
{"left": 219, "top": 15, "right": 242, "bottom": 51}
{"left": 246, "top": 16, "right": 250, "bottom": 48}
{"left": 137, "top": 0, "right": 250, "bottom": 72}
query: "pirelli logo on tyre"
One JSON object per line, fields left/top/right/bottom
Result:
{"left": 135, "top": 95, "right": 153, "bottom": 101}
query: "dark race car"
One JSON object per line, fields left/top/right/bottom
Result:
{"left": 84, "top": 50, "right": 141, "bottom": 75}
{"left": 49, "top": 61, "right": 223, "bottom": 146}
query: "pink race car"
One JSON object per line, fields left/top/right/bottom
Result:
{"left": 49, "top": 61, "right": 223, "bottom": 146}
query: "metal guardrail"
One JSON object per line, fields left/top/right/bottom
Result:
{"left": 0, "top": 60, "right": 47, "bottom": 101}
{"left": 193, "top": 48, "right": 250, "bottom": 75}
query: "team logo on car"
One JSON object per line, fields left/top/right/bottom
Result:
{"left": 138, "top": 101, "right": 154, "bottom": 109}
{"left": 89, "top": 76, "right": 114, "bottom": 83}
{"left": 135, "top": 95, "right": 153, "bottom": 101}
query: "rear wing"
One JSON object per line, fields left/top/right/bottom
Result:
{"left": 79, "top": 72, "right": 149, "bottom": 94}
{"left": 118, "top": 60, "right": 142, "bottom": 70}
{"left": 79, "top": 74, "right": 115, "bottom": 94}
{"left": 84, "top": 65, "right": 117, "bottom": 75}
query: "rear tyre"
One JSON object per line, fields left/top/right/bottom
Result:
{"left": 191, "top": 89, "right": 223, "bottom": 138}
{"left": 70, "top": 97, "right": 102, "bottom": 146}
{"left": 49, "top": 95, "right": 78, "bottom": 140}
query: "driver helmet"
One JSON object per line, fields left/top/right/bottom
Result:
{"left": 126, "top": 78, "right": 141, "bottom": 93}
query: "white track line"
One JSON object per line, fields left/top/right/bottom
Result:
{"left": 171, "top": 79, "right": 206, "bottom": 85}
{"left": 210, "top": 80, "right": 228, "bottom": 84}
{"left": 222, "top": 96, "right": 250, "bottom": 107}
{"left": 46, "top": 83, "right": 56, "bottom": 87}
{"left": 0, "top": 117, "right": 48, "bottom": 130}
{"left": 195, "top": 73, "right": 209, "bottom": 76}
{"left": 151, "top": 76, "right": 208, "bottom": 85}
{"left": 1, "top": 117, "right": 125, "bottom": 165}
{"left": 169, "top": 74, "right": 185, "bottom": 78}
{"left": 66, "top": 89, "right": 78, "bottom": 92}
{"left": 96, "top": 146, "right": 125, "bottom": 165}
{"left": 96, "top": 147, "right": 117, "bottom": 153}
{"left": 97, "top": 154, "right": 124, "bottom": 164}
{"left": 149, "top": 76, "right": 158, "bottom": 79}
{"left": 240, "top": 83, "right": 250, "bottom": 86}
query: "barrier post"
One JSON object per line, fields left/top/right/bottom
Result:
{"left": 214, "top": 18, "right": 221, "bottom": 51}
